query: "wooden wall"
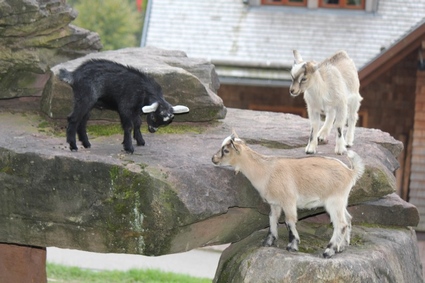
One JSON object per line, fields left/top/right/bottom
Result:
{"left": 409, "top": 55, "right": 425, "bottom": 231}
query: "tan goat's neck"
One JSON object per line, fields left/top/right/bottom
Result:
{"left": 233, "top": 145, "right": 270, "bottom": 191}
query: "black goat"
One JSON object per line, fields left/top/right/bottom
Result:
{"left": 58, "top": 59, "right": 189, "bottom": 153}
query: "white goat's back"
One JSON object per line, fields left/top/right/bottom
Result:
{"left": 319, "top": 51, "right": 361, "bottom": 98}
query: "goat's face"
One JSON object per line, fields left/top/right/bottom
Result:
{"left": 212, "top": 133, "right": 243, "bottom": 166}
{"left": 289, "top": 50, "right": 317, "bottom": 97}
{"left": 143, "top": 101, "right": 190, "bottom": 133}
{"left": 146, "top": 103, "right": 175, "bottom": 133}
{"left": 290, "top": 62, "right": 318, "bottom": 97}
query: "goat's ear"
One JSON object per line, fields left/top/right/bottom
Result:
{"left": 231, "top": 129, "right": 239, "bottom": 140}
{"left": 172, "top": 105, "right": 190, "bottom": 114}
{"left": 142, "top": 102, "right": 159, "bottom": 113}
{"left": 305, "top": 62, "right": 318, "bottom": 73}
{"left": 293, "top": 50, "right": 303, "bottom": 64}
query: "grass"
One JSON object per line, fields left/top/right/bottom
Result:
{"left": 29, "top": 112, "right": 211, "bottom": 138}
{"left": 85, "top": 122, "right": 206, "bottom": 137}
{"left": 47, "top": 263, "right": 211, "bottom": 283}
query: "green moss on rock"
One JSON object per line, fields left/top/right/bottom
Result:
{"left": 104, "top": 165, "right": 192, "bottom": 255}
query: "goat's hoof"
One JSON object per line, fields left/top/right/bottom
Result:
{"left": 262, "top": 235, "right": 276, "bottom": 247}
{"left": 305, "top": 150, "right": 315, "bottom": 155}
{"left": 82, "top": 142, "right": 91, "bottom": 148}
{"left": 335, "top": 148, "right": 347, "bottom": 155}
{"left": 69, "top": 144, "right": 78, "bottom": 152}
{"left": 136, "top": 140, "right": 145, "bottom": 146}
{"left": 286, "top": 246, "right": 298, "bottom": 252}
{"left": 323, "top": 252, "right": 332, "bottom": 259}
{"left": 262, "top": 239, "right": 275, "bottom": 247}
{"left": 323, "top": 248, "right": 336, "bottom": 258}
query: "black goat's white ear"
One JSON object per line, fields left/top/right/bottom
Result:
{"left": 142, "top": 102, "right": 159, "bottom": 113}
{"left": 172, "top": 105, "right": 189, "bottom": 114}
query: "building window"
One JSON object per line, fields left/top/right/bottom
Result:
{"left": 319, "top": 0, "right": 365, "bottom": 9}
{"left": 261, "top": 0, "right": 307, "bottom": 6}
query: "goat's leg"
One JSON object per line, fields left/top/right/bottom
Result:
{"left": 334, "top": 108, "right": 348, "bottom": 155}
{"left": 119, "top": 113, "right": 135, "bottom": 154}
{"left": 67, "top": 114, "right": 79, "bottom": 151}
{"left": 132, "top": 115, "right": 145, "bottom": 146}
{"left": 67, "top": 102, "right": 90, "bottom": 151}
{"left": 345, "top": 95, "right": 361, "bottom": 147}
{"left": 317, "top": 109, "right": 336, "bottom": 144}
{"left": 305, "top": 110, "right": 321, "bottom": 154}
{"left": 284, "top": 208, "right": 300, "bottom": 252}
{"left": 77, "top": 112, "right": 91, "bottom": 148}
{"left": 323, "top": 200, "right": 349, "bottom": 258}
{"left": 263, "top": 205, "right": 282, "bottom": 247}
{"left": 344, "top": 209, "right": 352, "bottom": 247}
{"left": 67, "top": 93, "right": 96, "bottom": 151}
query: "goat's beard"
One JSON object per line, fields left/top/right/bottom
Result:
{"left": 148, "top": 125, "right": 158, "bottom": 133}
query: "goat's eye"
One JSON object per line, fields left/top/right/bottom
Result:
{"left": 301, "top": 77, "right": 307, "bottom": 83}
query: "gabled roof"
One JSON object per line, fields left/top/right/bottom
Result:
{"left": 142, "top": 0, "right": 425, "bottom": 84}
{"left": 359, "top": 20, "right": 425, "bottom": 87}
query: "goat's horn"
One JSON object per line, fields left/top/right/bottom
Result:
{"left": 293, "top": 50, "right": 303, "bottom": 64}
{"left": 142, "top": 102, "right": 159, "bottom": 113}
{"left": 172, "top": 105, "right": 189, "bottom": 114}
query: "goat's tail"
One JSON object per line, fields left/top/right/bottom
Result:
{"left": 58, "top": 68, "right": 73, "bottom": 85}
{"left": 347, "top": 150, "right": 365, "bottom": 182}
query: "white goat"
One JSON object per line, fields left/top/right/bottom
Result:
{"left": 290, "top": 50, "right": 363, "bottom": 155}
{"left": 212, "top": 131, "right": 364, "bottom": 258}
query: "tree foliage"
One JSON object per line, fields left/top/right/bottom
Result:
{"left": 71, "top": 0, "right": 142, "bottom": 50}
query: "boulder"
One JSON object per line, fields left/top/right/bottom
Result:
{"left": 305, "top": 193, "right": 420, "bottom": 227}
{"left": 0, "top": 0, "right": 101, "bottom": 99}
{"left": 41, "top": 46, "right": 226, "bottom": 122}
{"left": 214, "top": 223, "right": 423, "bottom": 283}
{"left": 0, "top": 108, "right": 407, "bottom": 256}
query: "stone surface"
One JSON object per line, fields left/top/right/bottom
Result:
{"left": 0, "top": 0, "right": 102, "bottom": 99}
{"left": 349, "top": 193, "right": 420, "bottom": 227}
{"left": 0, "top": 108, "right": 404, "bottom": 256}
{"left": 41, "top": 46, "right": 226, "bottom": 122}
{"left": 0, "top": 243, "right": 47, "bottom": 283}
{"left": 214, "top": 224, "right": 423, "bottom": 283}
{"left": 305, "top": 193, "right": 420, "bottom": 228}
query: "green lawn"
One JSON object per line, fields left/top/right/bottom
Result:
{"left": 47, "top": 263, "right": 211, "bottom": 283}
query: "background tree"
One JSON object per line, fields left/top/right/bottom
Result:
{"left": 68, "top": 0, "right": 143, "bottom": 50}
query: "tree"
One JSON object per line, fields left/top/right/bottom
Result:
{"left": 71, "top": 0, "right": 142, "bottom": 50}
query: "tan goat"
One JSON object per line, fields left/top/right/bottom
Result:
{"left": 290, "top": 50, "right": 363, "bottom": 155}
{"left": 212, "top": 131, "right": 364, "bottom": 258}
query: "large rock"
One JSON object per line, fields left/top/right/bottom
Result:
{"left": 41, "top": 46, "right": 226, "bottom": 122}
{"left": 0, "top": 0, "right": 101, "bottom": 99}
{"left": 0, "top": 108, "right": 407, "bottom": 256}
{"left": 214, "top": 223, "right": 423, "bottom": 283}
